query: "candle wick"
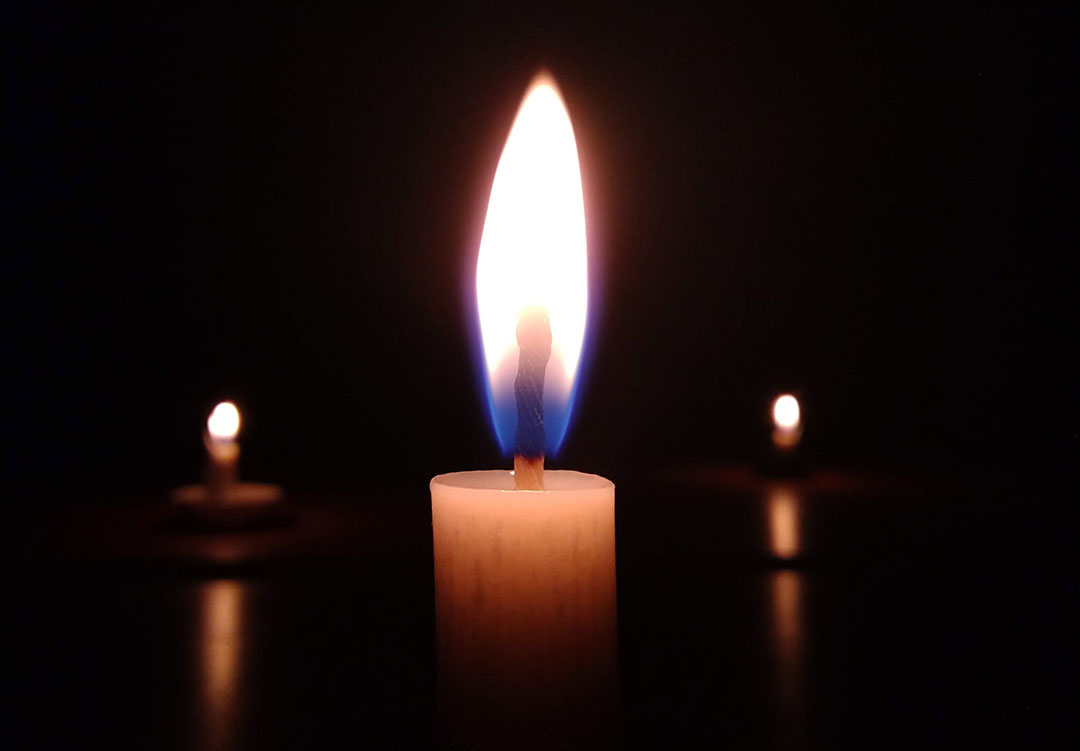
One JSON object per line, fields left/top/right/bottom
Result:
{"left": 513, "top": 306, "right": 551, "bottom": 490}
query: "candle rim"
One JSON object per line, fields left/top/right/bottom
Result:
{"left": 431, "top": 469, "right": 613, "bottom": 493}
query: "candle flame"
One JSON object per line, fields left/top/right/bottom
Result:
{"left": 772, "top": 394, "right": 800, "bottom": 431}
{"left": 207, "top": 401, "right": 240, "bottom": 441}
{"left": 476, "top": 72, "right": 588, "bottom": 455}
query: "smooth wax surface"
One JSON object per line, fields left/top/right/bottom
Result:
{"left": 430, "top": 470, "right": 617, "bottom": 744}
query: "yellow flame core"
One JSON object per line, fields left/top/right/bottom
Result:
{"left": 207, "top": 401, "right": 240, "bottom": 441}
{"left": 476, "top": 74, "right": 587, "bottom": 407}
{"left": 772, "top": 394, "right": 801, "bottom": 430}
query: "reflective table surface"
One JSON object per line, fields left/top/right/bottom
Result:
{"left": 4, "top": 468, "right": 1072, "bottom": 749}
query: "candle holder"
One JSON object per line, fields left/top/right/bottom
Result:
{"left": 170, "top": 482, "right": 288, "bottom": 531}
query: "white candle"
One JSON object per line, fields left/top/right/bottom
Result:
{"left": 431, "top": 470, "right": 617, "bottom": 741}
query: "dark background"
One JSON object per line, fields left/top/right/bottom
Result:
{"left": 7, "top": 1, "right": 1075, "bottom": 498}
{"left": 4, "top": 4, "right": 1077, "bottom": 749}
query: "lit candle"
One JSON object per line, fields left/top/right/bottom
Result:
{"left": 205, "top": 401, "right": 241, "bottom": 502}
{"left": 172, "top": 401, "right": 283, "bottom": 524}
{"left": 771, "top": 393, "right": 803, "bottom": 451}
{"left": 431, "top": 72, "right": 616, "bottom": 745}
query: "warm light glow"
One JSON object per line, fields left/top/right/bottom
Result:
{"left": 207, "top": 401, "right": 240, "bottom": 441}
{"left": 770, "top": 569, "right": 804, "bottom": 706}
{"left": 200, "top": 579, "right": 245, "bottom": 748}
{"left": 772, "top": 570, "right": 802, "bottom": 647}
{"left": 476, "top": 72, "right": 588, "bottom": 455}
{"left": 768, "top": 487, "right": 800, "bottom": 559}
{"left": 772, "top": 394, "right": 800, "bottom": 430}
{"left": 203, "top": 579, "right": 243, "bottom": 701}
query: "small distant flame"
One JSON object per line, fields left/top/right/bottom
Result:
{"left": 772, "top": 395, "right": 800, "bottom": 430}
{"left": 476, "top": 72, "right": 588, "bottom": 455}
{"left": 771, "top": 394, "right": 802, "bottom": 451}
{"left": 207, "top": 402, "right": 240, "bottom": 441}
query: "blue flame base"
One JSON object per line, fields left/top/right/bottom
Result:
{"left": 486, "top": 368, "right": 578, "bottom": 457}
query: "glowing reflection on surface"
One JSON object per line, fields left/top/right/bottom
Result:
{"left": 767, "top": 483, "right": 806, "bottom": 744}
{"left": 768, "top": 486, "right": 801, "bottom": 560}
{"left": 771, "top": 570, "right": 803, "bottom": 656}
{"left": 770, "top": 569, "right": 806, "bottom": 743}
{"left": 199, "top": 579, "right": 246, "bottom": 751}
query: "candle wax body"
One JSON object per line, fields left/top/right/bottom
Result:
{"left": 204, "top": 436, "right": 239, "bottom": 502}
{"left": 431, "top": 470, "right": 616, "bottom": 745}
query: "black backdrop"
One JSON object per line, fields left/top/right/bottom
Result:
{"left": 8, "top": 2, "right": 1075, "bottom": 501}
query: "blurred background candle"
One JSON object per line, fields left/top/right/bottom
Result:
{"left": 431, "top": 73, "right": 616, "bottom": 747}
{"left": 205, "top": 401, "right": 241, "bottom": 502}
{"left": 172, "top": 401, "right": 284, "bottom": 526}
{"left": 771, "top": 393, "right": 803, "bottom": 452}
